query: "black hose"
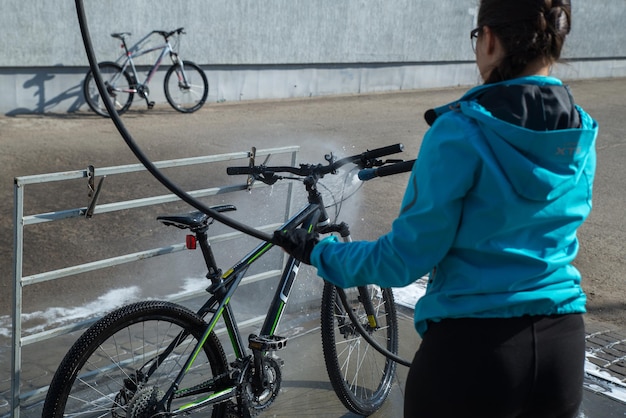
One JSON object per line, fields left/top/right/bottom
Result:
{"left": 74, "top": 0, "right": 273, "bottom": 243}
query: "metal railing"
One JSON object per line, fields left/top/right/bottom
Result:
{"left": 10, "top": 146, "right": 299, "bottom": 417}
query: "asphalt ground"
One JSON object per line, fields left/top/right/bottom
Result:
{"left": 1, "top": 78, "right": 626, "bottom": 416}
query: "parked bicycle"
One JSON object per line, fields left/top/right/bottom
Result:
{"left": 42, "top": 144, "right": 411, "bottom": 417}
{"left": 83, "top": 27, "right": 209, "bottom": 117}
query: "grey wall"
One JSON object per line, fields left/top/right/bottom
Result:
{"left": 2, "top": 0, "right": 626, "bottom": 114}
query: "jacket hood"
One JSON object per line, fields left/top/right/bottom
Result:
{"left": 428, "top": 76, "right": 598, "bottom": 201}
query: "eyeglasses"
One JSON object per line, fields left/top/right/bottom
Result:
{"left": 470, "top": 27, "right": 482, "bottom": 53}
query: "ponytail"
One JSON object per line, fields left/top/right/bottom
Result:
{"left": 478, "top": 0, "right": 572, "bottom": 84}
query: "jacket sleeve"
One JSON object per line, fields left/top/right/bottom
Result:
{"left": 310, "top": 112, "right": 481, "bottom": 288}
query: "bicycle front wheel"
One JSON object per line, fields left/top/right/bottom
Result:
{"left": 321, "top": 283, "right": 398, "bottom": 416}
{"left": 83, "top": 61, "right": 134, "bottom": 117}
{"left": 43, "top": 300, "right": 229, "bottom": 418}
{"left": 164, "top": 61, "right": 208, "bottom": 113}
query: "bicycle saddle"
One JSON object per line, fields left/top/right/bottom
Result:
{"left": 110, "top": 32, "right": 131, "bottom": 40}
{"left": 157, "top": 205, "right": 237, "bottom": 229}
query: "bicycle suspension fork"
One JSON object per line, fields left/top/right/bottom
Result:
{"left": 304, "top": 174, "right": 382, "bottom": 329}
{"left": 319, "top": 222, "right": 411, "bottom": 367}
{"left": 318, "top": 221, "right": 380, "bottom": 330}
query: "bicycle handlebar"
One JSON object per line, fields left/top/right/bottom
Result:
{"left": 227, "top": 143, "right": 405, "bottom": 182}
{"left": 153, "top": 27, "right": 186, "bottom": 39}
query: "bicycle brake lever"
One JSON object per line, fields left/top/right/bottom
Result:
{"left": 247, "top": 147, "right": 256, "bottom": 191}
{"left": 324, "top": 152, "right": 338, "bottom": 174}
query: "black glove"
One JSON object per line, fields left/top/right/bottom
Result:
{"left": 273, "top": 228, "right": 319, "bottom": 265}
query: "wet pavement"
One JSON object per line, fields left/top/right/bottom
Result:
{"left": 2, "top": 78, "right": 626, "bottom": 416}
{"left": 4, "top": 305, "right": 626, "bottom": 417}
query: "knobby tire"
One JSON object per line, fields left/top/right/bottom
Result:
{"left": 42, "top": 300, "right": 229, "bottom": 418}
{"left": 164, "top": 61, "right": 208, "bottom": 113}
{"left": 320, "top": 283, "right": 399, "bottom": 416}
{"left": 83, "top": 61, "right": 134, "bottom": 117}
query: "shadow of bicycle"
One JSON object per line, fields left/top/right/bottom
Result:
{"left": 4, "top": 68, "right": 87, "bottom": 116}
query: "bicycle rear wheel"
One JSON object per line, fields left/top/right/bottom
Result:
{"left": 321, "top": 283, "right": 398, "bottom": 416}
{"left": 43, "top": 300, "right": 229, "bottom": 418}
{"left": 83, "top": 61, "right": 134, "bottom": 117}
{"left": 164, "top": 61, "right": 208, "bottom": 113}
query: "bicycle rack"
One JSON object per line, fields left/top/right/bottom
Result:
{"left": 9, "top": 146, "right": 298, "bottom": 418}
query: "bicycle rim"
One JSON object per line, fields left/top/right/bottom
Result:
{"left": 164, "top": 61, "right": 208, "bottom": 113}
{"left": 84, "top": 61, "right": 134, "bottom": 117}
{"left": 42, "top": 301, "right": 229, "bottom": 418}
{"left": 320, "top": 283, "right": 398, "bottom": 415}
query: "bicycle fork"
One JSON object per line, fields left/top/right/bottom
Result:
{"left": 319, "top": 222, "right": 381, "bottom": 330}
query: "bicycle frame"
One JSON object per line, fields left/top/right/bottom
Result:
{"left": 158, "top": 202, "right": 323, "bottom": 414}
{"left": 117, "top": 35, "right": 176, "bottom": 90}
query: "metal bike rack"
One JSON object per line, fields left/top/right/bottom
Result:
{"left": 10, "top": 146, "right": 299, "bottom": 417}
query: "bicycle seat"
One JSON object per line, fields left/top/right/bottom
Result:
{"left": 154, "top": 30, "right": 171, "bottom": 38}
{"left": 157, "top": 205, "right": 237, "bottom": 230}
{"left": 110, "top": 32, "right": 131, "bottom": 40}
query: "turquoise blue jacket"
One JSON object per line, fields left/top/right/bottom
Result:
{"left": 310, "top": 76, "right": 598, "bottom": 337}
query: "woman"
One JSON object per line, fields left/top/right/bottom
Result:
{"left": 275, "top": 0, "right": 598, "bottom": 416}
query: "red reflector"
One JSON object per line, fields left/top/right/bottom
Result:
{"left": 186, "top": 235, "right": 197, "bottom": 250}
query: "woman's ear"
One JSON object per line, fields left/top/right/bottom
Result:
{"left": 475, "top": 25, "right": 505, "bottom": 82}
{"left": 481, "top": 26, "right": 506, "bottom": 61}
{"left": 482, "top": 26, "right": 498, "bottom": 55}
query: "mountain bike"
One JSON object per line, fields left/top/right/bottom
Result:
{"left": 83, "top": 27, "right": 208, "bottom": 117}
{"left": 42, "top": 144, "right": 410, "bottom": 418}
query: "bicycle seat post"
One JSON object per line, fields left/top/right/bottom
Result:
{"left": 195, "top": 228, "right": 224, "bottom": 295}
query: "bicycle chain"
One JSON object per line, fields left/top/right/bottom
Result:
{"left": 172, "top": 371, "right": 231, "bottom": 399}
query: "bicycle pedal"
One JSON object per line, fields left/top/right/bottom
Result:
{"left": 248, "top": 334, "right": 288, "bottom": 351}
{"left": 147, "top": 101, "right": 155, "bottom": 109}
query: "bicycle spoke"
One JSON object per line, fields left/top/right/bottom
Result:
{"left": 43, "top": 302, "right": 228, "bottom": 418}
{"left": 164, "top": 62, "right": 208, "bottom": 113}
{"left": 321, "top": 284, "right": 398, "bottom": 415}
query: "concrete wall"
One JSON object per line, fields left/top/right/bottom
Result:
{"left": 2, "top": 0, "right": 625, "bottom": 114}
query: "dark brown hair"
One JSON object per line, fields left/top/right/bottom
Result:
{"left": 477, "top": 0, "right": 572, "bottom": 84}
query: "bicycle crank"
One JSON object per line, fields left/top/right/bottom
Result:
{"left": 243, "top": 356, "right": 282, "bottom": 415}
{"left": 136, "top": 85, "right": 155, "bottom": 109}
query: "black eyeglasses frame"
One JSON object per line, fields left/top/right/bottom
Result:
{"left": 470, "top": 26, "right": 482, "bottom": 53}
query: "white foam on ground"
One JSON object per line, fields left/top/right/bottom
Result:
{"left": 0, "top": 286, "right": 141, "bottom": 338}
{"left": 584, "top": 354, "right": 626, "bottom": 403}
{"left": 392, "top": 276, "right": 428, "bottom": 309}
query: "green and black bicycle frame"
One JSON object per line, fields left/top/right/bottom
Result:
{"left": 144, "top": 201, "right": 324, "bottom": 413}
{"left": 142, "top": 180, "right": 389, "bottom": 413}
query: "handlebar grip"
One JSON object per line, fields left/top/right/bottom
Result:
{"left": 362, "top": 143, "right": 404, "bottom": 160}
{"left": 357, "top": 168, "right": 377, "bottom": 181}
{"left": 226, "top": 166, "right": 253, "bottom": 175}
{"left": 358, "top": 159, "right": 415, "bottom": 181}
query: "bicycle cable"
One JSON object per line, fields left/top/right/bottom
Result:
{"left": 315, "top": 166, "right": 363, "bottom": 223}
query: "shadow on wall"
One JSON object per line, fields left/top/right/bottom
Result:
{"left": 4, "top": 67, "right": 86, "bottom": 116}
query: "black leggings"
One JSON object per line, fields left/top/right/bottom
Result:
{"left": 404, "top": 314, "right": 585, "bottom": 418}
